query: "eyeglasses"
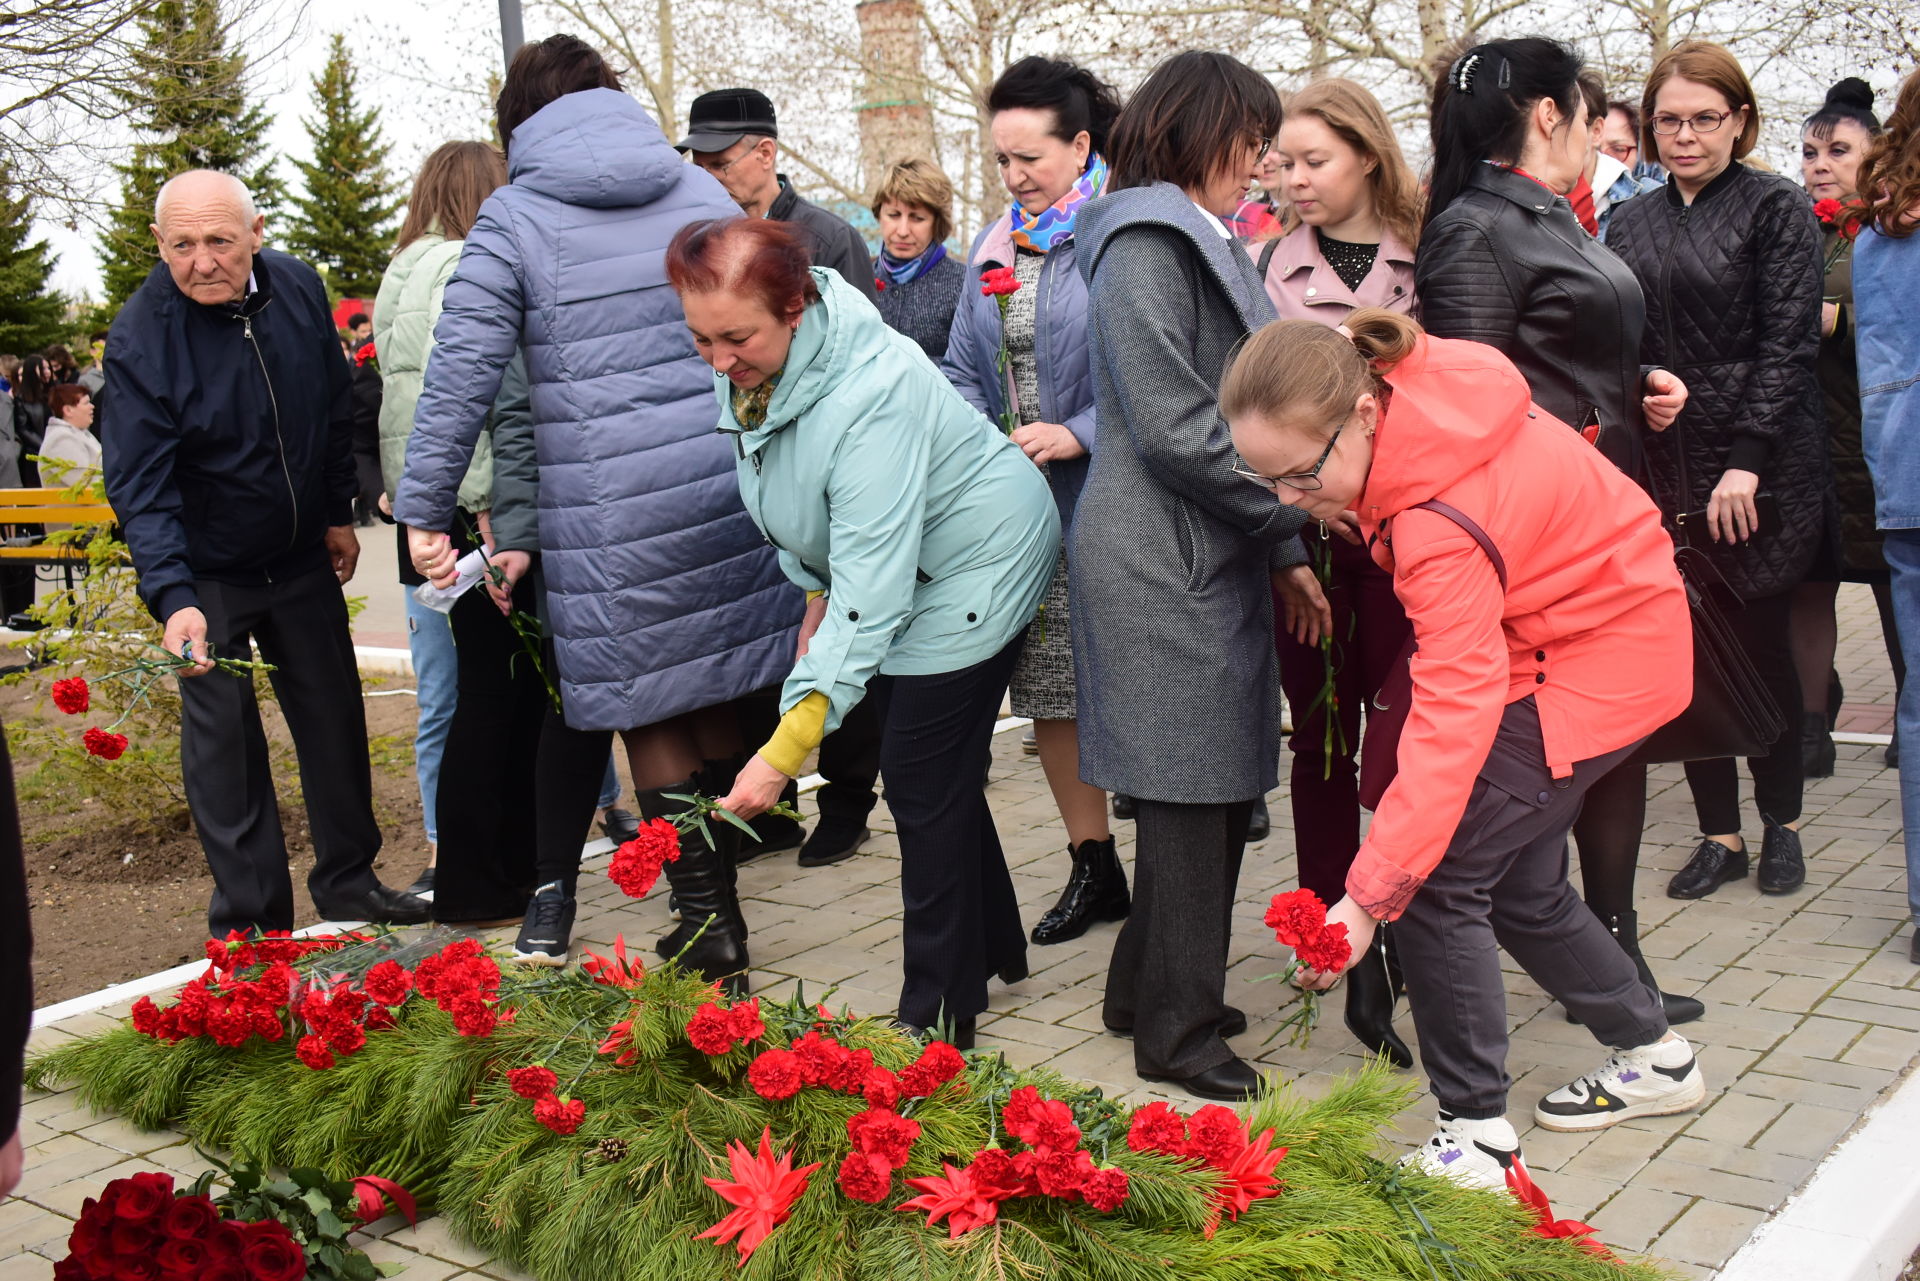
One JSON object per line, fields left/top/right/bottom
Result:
{"left": 1232, "top": 427, "right": 1341, "bottom": 494}
{"left": 1254, "top": 136, "right": 1273, "bottom": 160}
{"left": 693, "top": 140, "right": 764, "bottom": 177}
{"left": 1600, "top": 140, "right": 1637, "bottom": 161}
{"left": 1650, "top": 109, "right": 1738, "bottom": 136}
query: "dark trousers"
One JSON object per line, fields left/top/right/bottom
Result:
{"left": 885, "top": 635, "right": 1027, "bottom": 1028}
{"left": 182, "top": 566, "right": 382, "bottom": 936}
{"left": 429, "top": 580, "right": 547, "bottom": 922}
{"left": 531, "top": 711, "right": 614, "bottom": 900}
{"left": 1104, "top": 797, "right": 1255, "bottom": 1078}
{"left": 815, "top": 691, "right": 886, "bottom": 825}
{"left": 1396, "top": 698, "right": 1666, "bottom": 1119}
{"left": 1684, "top": 588, "right": 1803, "bottom": 832}
{"left": 1275, "top": 531, "right": 1412, "bottom": 904}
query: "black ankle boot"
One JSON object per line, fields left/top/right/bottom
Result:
{"left": 1344, "top": 931, "right": 1413, "bottom": 1068}
{"left": 1030, "top": 837, "right": 1129, "bottom": 945}
{"left": 1801, "top": 712, "right": 1836, "bottom": 779}
{"left": 1566, "top": 906, "right": 1704, "bottom": 1026}
{"left": 645, "top": 780, "right": 750, "bottom": 990}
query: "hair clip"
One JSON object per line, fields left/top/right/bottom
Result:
{"left": 1497, "top": 57, "right": 1512, "bottom": 89}
{"left": 1454, "top": 52, "right": 1483, "bottom": 95}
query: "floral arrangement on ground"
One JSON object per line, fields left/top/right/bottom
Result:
{"left": 26, "top": 929, "right": 1668, "bottom": 1281}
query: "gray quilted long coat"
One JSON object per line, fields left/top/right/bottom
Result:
{"left": 393, "top": 87, "right": 801, "bottom": 730}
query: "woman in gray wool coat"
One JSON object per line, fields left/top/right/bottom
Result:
{"left": 1072, "top": 52, "right": 1320, "bottom": 1102}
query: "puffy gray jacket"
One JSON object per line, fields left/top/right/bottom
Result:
{"left": 393, "top": 88, "right": 801, "bottom": 731}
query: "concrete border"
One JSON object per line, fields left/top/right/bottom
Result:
{"left": 1716, "top": 1064, "right": 1920, "bottom": 1281}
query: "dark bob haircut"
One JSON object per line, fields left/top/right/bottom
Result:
{"left": 1107, "top": 51, "right": 1283, "bottom": 193}
{"left": 986, "top": 56, "right": 1123, "bottom": 160}
{"left": 665, "top": 217, "right": 821, "bottom": 322}
{"left": 495, "top": 35, "right": 622, "bottom": 148}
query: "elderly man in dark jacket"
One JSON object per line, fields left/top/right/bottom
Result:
{"left": 102, "top": 168, "right": 428, "bottom": 938}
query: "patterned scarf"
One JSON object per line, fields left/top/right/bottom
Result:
{"left": 1009, "top": 154, "right": 1108, "bottom": 254}
{"left": 878, "top": 242, "right": 948, "bottom": 288}
{"left": 728, "top": 370, "right": 783, "bottom": 433}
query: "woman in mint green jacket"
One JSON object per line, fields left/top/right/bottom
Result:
{"left": 668, "top": 219, "right": 1058, "bottom": 1046}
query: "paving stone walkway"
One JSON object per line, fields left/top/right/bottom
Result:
{"left": 7, "top": 586, "right": 1916, "bottom": 1278}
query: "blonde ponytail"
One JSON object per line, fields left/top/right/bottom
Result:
{"left": 1220, "top": 311, "right": 1426, "bottom": 432}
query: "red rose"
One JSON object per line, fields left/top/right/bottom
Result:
{"left": 532, "top": 1094, "right": 585, "bottom": 1135}
{"left": 82, "top": 727, "right": 130, "bottom": 760}
{"left": 835, "top": 1150, "right": 891, "bottom": 1203}
{"left": 295, "top": 1033, "right": 335, "bottom": 1070}
{"left": 362, "top": 959, "right": 412, "bottom": 1006}
{"left": 111, "top": 1252, "right": 160, "bottom": 1281}
{"left": 162, "top": 1195, "right": 218, "bottom": 1241}
{"left": 110, "top": 1217, "right": 159, "bottom": 1254}
{"left": 53, "top": 1257, "right": 93, "bottom": 1280}
{"left": 110, "top": 1172, "right": 175, "bottom": 1223}
{"left": 238, "top": 1222, "right": 306, "bottom": 1281}
{"left": 201, "top": 1262, "right": 250, "bottom": 1281}
{"left": 507, "top": 1064, "right": 559, "bottom": 1100}
{"left": 745, "top": 1048, "right": 807, "bottom": 1100}
{"left": 205, "top": 1221, "right": 248, "bottom": 1260}
{"left": 156, "top": 1236, "right": 208, "bottom": 1276}
{"left": 52, "top": 677, "right": 90, "bottom": 714}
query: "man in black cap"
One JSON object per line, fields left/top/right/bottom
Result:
{"left": 677, "top": 88, "right": 878, "bottom": 302}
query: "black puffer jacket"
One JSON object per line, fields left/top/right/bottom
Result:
{"left": 1415, "top": 164, "right": 1650, "bottom": 478}
{"left": 1817, "top": 228, "right": 1883, "bottom": 577}
{"left": 1606, "top": 163, "right": 1828, "bottom": 601}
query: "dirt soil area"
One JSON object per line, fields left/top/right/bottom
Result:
{"left": 6, "top": 651, "right": 433, "bottom": 1006}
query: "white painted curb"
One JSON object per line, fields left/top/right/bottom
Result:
{"left": 1716, "top": 1063, "right": 1920, "bottom": 1281}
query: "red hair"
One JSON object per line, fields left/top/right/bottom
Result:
{"left": 48, "top": 384, "right": 92, "bottom": 421}
{"left": 665, "top": 217, "right": 820, "bottom": 321}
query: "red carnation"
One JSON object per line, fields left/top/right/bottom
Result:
{"left": 362, "top": 959, "right": 412, "bottom": 1006}
{"left": 836, "top": 1150, "right": 892, "bottom": 1203}
{"left": 686, "top": 1002, "right": 739, "bottom": 1055}
{"left": 533, "top": 1094, "right": 586, "bottom": 1134}
{"left": 1127, "top": 1100, "right": 1189, "bottom": 1154}
{"left": 1032, "top": 1147, "right": 1096, "bottom": 1201}
{"left": 899, "top": 1039, "right": 965, "bottom": 1096}
{"left": 325, "top": 1021, "right": 368, "bottom": 1055}
{"left": 1813, "top": 197, "right": 1843, "bottom": 224}
{"left": 1184, "top": 1105, "right": 1244, "bottom": 1167}
{"left": 746, "top": 1048, "right": 808, "bottom": 1100}
{"left": 847, "top": 1106, "right": 920, "bottom": 1168}
{"left": 448, "top": 994, "right": 497, "bottom": 1037}
{"left": 508, "top": 1064, "right": 559, "bottom": 1100}
{"left": 52, "top": 677, "right": 90, "bottom": 714}
{"left": 727, "top": 997, "right": 766, "bottom": 1043}
{"left": 1295, "top": 921, "right": 1353, "bottom": 974}
{"left": 861, "top": 1065, "right": 901, "bottom": 1110}
{"left": 83, "top": 727, "right": 129, "bottom": 760}
{"left": 1082, "top": 1165, "right": 1130, "bottom": 1212}
{"left": 980, "top": 266, "right": 1020, "bottom": 297}
{"left": 295, "top": 1033, "right": 335, "bottom": 1070}
{"left": 1002, "top": 1086, "right": 1079, "bottom": 1152}
{"left": 1264, "top": 888, "right": 1327, "bottom": 948}
{"left": 607, "top": 818, "right": 681, "bottom": 899}
{"left": 966, "top": 1146, "right": 1033, "bottom": 1200}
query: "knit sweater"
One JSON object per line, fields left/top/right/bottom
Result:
{"left": 873, "top": 253, "right": 966, "bottom": 360}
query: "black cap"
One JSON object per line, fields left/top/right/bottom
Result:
{"left": 676, "top": 88, "right": 778, "bottom": 153}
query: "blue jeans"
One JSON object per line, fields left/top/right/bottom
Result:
{"left": 598, "top": 755, "right": 620, "bottom": 811}
{"left": 1881, "top": 529, "right": 1920, "bottom": 927}
{"left": 405, "top": 590, "right": 458, "bottom": 844}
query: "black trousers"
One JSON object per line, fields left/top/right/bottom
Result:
{"left": 1397, "top": 699, "right": 1664, "bottom": 1118}
{"left": 1104, "top": 797, "right": 1254, "bottom": 1078}
{"left": 1684, "top": 588, "right": 1804, "bottom": 832}
{"left": 816, "top": 692, "right": 885, "bottom": 825}
{"left": 886, "top": 635, "right": 1027, "bottom": 1028}
{"left": 182, "top": 566, "right": 383, "bottom": 936}
{"left": 429, "top": 579, "right": 548, "bottom": 922}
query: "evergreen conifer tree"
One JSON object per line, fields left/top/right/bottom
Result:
{"left": 96, "top": 0, "right": 283, "bottom": 311}
{"left": 286, "top": 34, "right": 401, "bottom": 302}
{"left": 0, "top": 184, "right": 68, "bottom": 354}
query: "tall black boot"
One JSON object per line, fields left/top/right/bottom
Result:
{"left": 1344, "top": 928, "right": 1413, "bottom": 1068}
{"left": 643, "top": 780, "right": 750, "bottom": 996}
{"left": 1566, "top": 906, "right": 1703, "bottom": 1026}
{"left": 1030, "top": 837, "right": 1129, "bottom": 945}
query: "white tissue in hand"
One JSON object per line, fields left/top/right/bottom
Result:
{"left": 411, "top": 546, "right": 494, "bottom": 614}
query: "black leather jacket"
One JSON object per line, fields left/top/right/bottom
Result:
{"left": 1607, "top": 163, "right": 1828, "bottom": 600}
{"left": 1415, "top": 164, "right": 1652, "bottom": 479}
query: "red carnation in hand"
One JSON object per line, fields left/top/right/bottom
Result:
{"left": 1295, "top": 920, "right": 1352, "bottom": 974}
{"left": 747, "top": 1048, "right": 808, "bottom": 1100}
{"left": 837, "top": 1150, "right": 892, "bottom": 1204}
{"left": 980, "top": 266, "right": 1020, "bottom": 297}
{"left": 507, "top": 1064, "right": 559, "bottom": 1100}
{"left": 52, "top": 677, "right": 90, "bottom": 714}
{"left": 1264, "top": 888, "right": 1326, "bottom": 947}
{"left": 607, "top": 818, "right": 681, "bottom": 899}
{"left": 82, "top": 727, "right": 129, "bottom": 760}
{"left": 533, "top": 1094, "right": 586, "bottom": 1134}
{"left": 1813, "top": 197, "right": 1843, "bottom": 223}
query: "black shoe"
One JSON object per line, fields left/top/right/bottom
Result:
{"left": 1801, "top": 713, "right": 1836, "bottom": 779}
{"left": 1112, "top": 793, "right": 1136, "bottom": 821}
{"left": 1757, "top": 819, "right": 1806, "bottom": 895}
{"left": 403, "top": 866, "right": 436, "bottom": 903}
{"left": 599, "top": 806, "right": 641, "bottom": 845}
{"left": 736, "top": 814, "right": 804, "bottom": 863}
{"left": 798, "top": 820, "right": 869, "bottom": 867}
{"left": 1345, "top": 934, "right": 1414, "bottom": 1068}
{"left": 4, "top": 613, "right": 45, "bottom": 632}
{"left": 1888, "top": 738, "right": 1901, "bottom": 771}
{"left": 1910, "top": 929, "right": 1919, "bottom": 965}
{"left": 1031, "top": 838, "right": 1129, "bottom": 945}
{"left": 1828, "top": 669, "right": 1845, "bottom": 731}
{"left": 1566, "top": 907, "right": 1705, "bottom": 1027}
{"left": 897, "top": 1017, "right": 977, "bottom": 1051}
{"left": 511, "top": 881, "right": 576, "bottom": 966}
{"left": 1667, "top": 839, "right": 1748, "bottom": 899}
{"left": 314, "top": 884, "right": 430, "bottom": 925}
{"left": 1021, "top": 726, "right": 1039, "bottom": 756}
{"left": 997, "top": 957, "right": 1029, "bottom": 984}
{"left": 1104, "top": 1006, "right": 1247, "bottom": 1039}
{"left": 646, "top": 779, "right": 751, "bottom": 983}
{"left": 1139, "top": 1055, "right": 1262, "bottom": 1102}
{"left": 1247, "top": 797, "right": 1270, "bottom": 843}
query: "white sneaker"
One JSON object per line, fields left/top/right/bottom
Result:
{"left": 1402, "top": 1113, "right": 1523, "bottom": 1191}
{"left": 1534, "top": 1033, "right": 1707, "bottom": 1132}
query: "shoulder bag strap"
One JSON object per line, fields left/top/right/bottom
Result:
{"left": 1257, "top": 235, "right": 1282, "bottom": 277}
{"left": 1408, "top": 498, "right": 1508, "bottom": 589}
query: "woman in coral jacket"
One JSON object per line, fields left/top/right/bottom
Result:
{"left": 1222, "top": 309, "right": 1708, "bottom": 1191}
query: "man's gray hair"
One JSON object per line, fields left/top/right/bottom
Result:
{"left": 153, "top": 170, "right": 259, "bottom": 225}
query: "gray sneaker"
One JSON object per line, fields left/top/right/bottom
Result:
{"left": 511, "top": 881, "right": 576, "bottom": 967}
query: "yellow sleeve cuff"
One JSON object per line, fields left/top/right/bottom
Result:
{"left": 805, "top": 589, "right": 825, "bottom": 602}
{"left": 759, "top": 690, "right": 829, "bottom": 777}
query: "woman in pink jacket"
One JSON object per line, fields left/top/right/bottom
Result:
{"left": 1223, "top": 309, "right": 1709, "bottom": 1190}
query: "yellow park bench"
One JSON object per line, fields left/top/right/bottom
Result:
{"left": 0, "top": 487, "right": 121, "bottom": 562}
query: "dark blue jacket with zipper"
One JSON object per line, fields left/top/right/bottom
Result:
{"left": 102, "top": 249, "right": 355, "bottom": 623}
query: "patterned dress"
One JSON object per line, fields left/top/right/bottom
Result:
{"left": 1006, "top": 248, "right": 1077, "bottom": 719}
